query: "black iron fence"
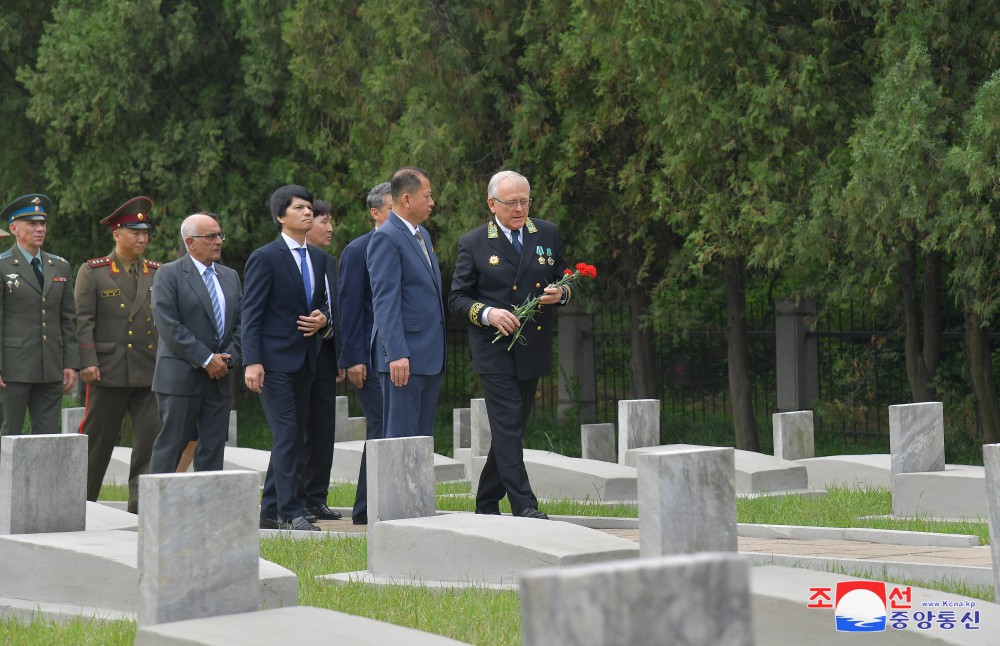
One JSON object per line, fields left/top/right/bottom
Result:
{"left": 337, "top": 298, "right": 991, "bottom": 442}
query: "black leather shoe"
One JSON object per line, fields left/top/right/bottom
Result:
{"left": 475, "top": 509, "right": 501, "bottom": 516}
{"left": 279, "top": 516, "right": 320, "bottom": 531}
{"left": 352, "top": 513, "right": 368, "bottom": 525}
{"left": 514, "top": 507, "right": 548, "bottom": 520}
{"left": 260, "top": 517, "right": 281, "bottom": 529}
{"left": 305, "top": 504, "right": 343, "bottom": 521}
{"left": 302, "top": 509, "right": 317, "bottom": 523}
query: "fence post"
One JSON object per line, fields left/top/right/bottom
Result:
{"left": 558, "top": 302, "right": 597, "bottom": 423}
{"left": 775, "top": 298, "right": 819, "bottom": 412}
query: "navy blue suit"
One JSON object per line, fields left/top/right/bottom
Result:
{"left": 242, "top": 238, "right": 328, "bottom": 522}
{"left": 337, "top": 228, "right": 384, "bottom": 518}
{"left": 367, "top": 212, "right": 446, "bottom": 437}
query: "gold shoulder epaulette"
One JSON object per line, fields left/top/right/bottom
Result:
{"left": 87, "top": 256, "right": 111, "bottom": 268}
{"left": 144, "top": 259, "right": 161, "bottom": 269}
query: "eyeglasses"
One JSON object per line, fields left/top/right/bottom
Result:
{"left": 493, "top": 197, "right": 532, "bottom": 209}
{"left": 190, "top": 232, "right": 226, "bottom": 241}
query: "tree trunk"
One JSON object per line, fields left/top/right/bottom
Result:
{"left": 629, "top": 284, "right": 661, "bottom": 399}
{"left": 899, "top": 243, "right": 939, "bottom": 401}
{"left": 963, "top": 300, "right": 1000, "bottom": 444}
{"left": 724, "top": 257, "right": 760, "bottom": 452}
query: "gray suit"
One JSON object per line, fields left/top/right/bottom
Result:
{"left": 148, "top": 254, "right": 241, "bottom": 472}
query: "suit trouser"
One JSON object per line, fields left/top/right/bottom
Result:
{"left": 149, "top": 389, "right": 229, "bottom": 474}
{"left": 379, "top": 371, "right": 441, "bottom": 438}
{"left": 260, "top": 367, "right": 314, "bottom": 521}
{"left": 0, "top": 381, "right": 63, "bottom": 436}
{"left": 82, "top": 384, "right": 161, "bottom": 513}
{"left": 351, "top": 369, "right": 384, "bottom": 518}
{"left": 299, "top": 343, "right": 338, "bottom": 506}
{"left": 476, "top": 374, "right": 539, "bottom": 514}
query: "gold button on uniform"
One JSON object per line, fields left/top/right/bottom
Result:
{"left": 120, "top": 304, "right": 126, "bottom": 310}
{"left": 128, "top": 330, "right": 133, "bottom": 336}
{"left": 42, "top": 335, "right": 47, "bottom": 341}
{"left": 536, "top": 326, "right": 542, "bottom": 331}
{"left": 127, "top": 343, "right": 133, "bottom": 349}
{"left": 536, "top": 283, "right": 541, "bottom": 288}
{"left": 512, "top": 286, "right": 518, "bottom": 291}
{"left": 147, "top": 345, "right": 153, "bottom": 350}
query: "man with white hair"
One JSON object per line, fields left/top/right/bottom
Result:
{"left": 448, "top": 170, "right": 571, "bottom": 520}
{"left": 148, "top": 213, "right": 242, "bottom": 473}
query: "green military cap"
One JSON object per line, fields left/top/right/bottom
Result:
{"left": 1, "top": 194, "right": 51, "bottom": 224}
{"left": 101, "top": 196, "right": 153, "bottom": 230}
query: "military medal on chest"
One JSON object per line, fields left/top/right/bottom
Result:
{"left": 546, "top": 247, "right": 554, "bottom": 265}
{"left": 536, "top": 245, "right": 545, "bottom": 265}
{"left": 489, "top": 255, "right": 500, "bottom": 266}
{"left": 5, "top": 273, "right": 19, "bottom": 293}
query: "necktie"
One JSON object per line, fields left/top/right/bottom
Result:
{"left": 297, "top": 247, "right": 312, "bottom": 304}
{"left": 202, "top": 266, "right": 224, "bottom": 338}
{"left": 511, "top": 228, "right": 522, "bottom": 254}
{"left": 414, "top": 230, "right": 432, "bottom": 267}
{"left": 31, "top": 257, "right": 43, "bottom": 287}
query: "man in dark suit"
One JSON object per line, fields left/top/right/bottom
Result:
{"left": 337, "top": 182, "right": 390, "bottom": 524}
{"left": 367, "top": 167, "right": 446, "bottom": 438}
{"left": 0, "top": 194, "right": 79, "bottom": 436}
{"left": 448, "top": 171, "right": 571, "bottom": 520}
{"left": 76, "top": 196, "right": 161, "bottom": 513}
{"left": 149, "top": 213, "right": 242, "bottom": 474}
{"left": 298, "top": 198, "right": 343, "bottom": 523}
{"left": 243, "top": 184, "right": 330, "bottom": 532}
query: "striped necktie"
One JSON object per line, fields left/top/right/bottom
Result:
{"left": 202, "top": 265, "right": 224, "bottom": 338}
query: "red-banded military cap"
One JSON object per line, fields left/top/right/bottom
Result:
{"left": 101, "top": 196, "right": 153, "bottom": 230}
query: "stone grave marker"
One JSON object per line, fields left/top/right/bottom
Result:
{"left": 637, "top": 446, "right": 737, "bottom": 557}
{"left": 138, "top": 470, "right": 260, "bottom": 626}
{"left": 772, "top": 410, "right": 814, "bottom": 461}
{"left": 617, "top": 399, "right": 659, "bottom": 464}
{"left": 0, "top": 434, "right": 87, "bottom": 534}
{"left": 581, "top": 423, "right": 615, "bottom": 463}
{"left": 367, "top": 436, "right": 435, "bottom": 524}
{"left": 889, "top": 402, "right": 945, "bottom": 475}
{"left": 521, "top": 551, "right": 753, "bottom": 646}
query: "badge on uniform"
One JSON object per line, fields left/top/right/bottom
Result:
{"left": 5, "top": 273, "right": 19, "bottom": 293}
{"left": 489, "top": 255, "right": 500, "bottom": 266}
{"left": 53, "top": 276, "right": 67, "bottom": 282}
{"left": 546, "top": 248, "right": 554, "bottom": 265}
{"left": 101, "top": 289, "right": 121, "bottom": 297}
{"left": 536, "top": 245, "right": 545, "bottom": 265}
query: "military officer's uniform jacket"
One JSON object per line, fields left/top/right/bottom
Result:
{"left": 0, "top": 244, "right": 80, "bottom": 382}
{"left": 448, "top": 217, "right": 570, "bottom": 379}
{"left": 75, "top": 252, "right": 159, "bottom": 387}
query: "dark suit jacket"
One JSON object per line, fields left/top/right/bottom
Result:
{"left": 151, "top": 254, "right": 242, "bottom": 396}
{"left": 241, "top": 238, "right": 329, "bottom": 374}
{"left": 367, "top": 212, "right": 446, "bottom": 375}
{"left": 336, "top": 228, "right": 375, "bottom": 370}
{"left": 316, "top": 249, "right": 342, "bottom": 360}
{"left": 448, "top": 217, "right": 569, "bottom": 379}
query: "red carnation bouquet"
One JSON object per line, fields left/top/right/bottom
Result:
{"left": 493, "top": 262, "right": 598, "bottom": 350}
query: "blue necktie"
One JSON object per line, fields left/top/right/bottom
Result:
{"left": 298, "top": 247, "right": 312, "bottom": 305}
{"left": 202, "top": 266, "right": 224, "bottom": 338}
{"left": 511, "top": 228, "right": 522, "bottom": 254}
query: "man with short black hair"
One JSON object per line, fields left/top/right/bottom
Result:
{"left": 367, "top": 167, "right": 446, "bottom": 439}
{"left": 244, "top": 184, "right": 331, "bottom": 532}
{"left": 338, "top": 182, "right": 390, "bottom": 524}
{"left": 298, "top": 198, "right": 343, "bottom": 523}
{"left": 76, "top": 196, "right": 161, "bottom": 513}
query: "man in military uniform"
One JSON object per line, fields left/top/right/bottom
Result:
{"left": 0, "top": 194, "right": 80, "bottom": 436}
{"left": 447, "top": 171, "right": 571, "bottom": 520}
{"left": 76, "top": 196, "right": 161, "bottom": 513}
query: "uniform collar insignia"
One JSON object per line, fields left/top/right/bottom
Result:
{"left": 487, "top": 221, "right": 498, "bottom": 239}
{"left": 525, "top": 218, "right": 537, "bottom": 234}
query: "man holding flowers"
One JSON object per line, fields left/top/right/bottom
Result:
{"left": 448, "top": 170, "right": 572, "bottom": 520}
